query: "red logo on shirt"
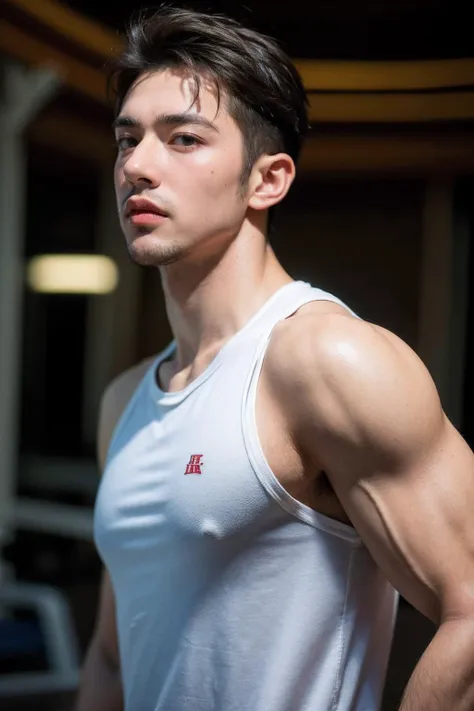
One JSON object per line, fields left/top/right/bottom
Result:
{"left": 185, "top": 454, "right": 204, "bottom": 475}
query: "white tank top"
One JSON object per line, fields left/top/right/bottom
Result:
{"left": 94, "top": 281, "right": 398, "bottom": 711}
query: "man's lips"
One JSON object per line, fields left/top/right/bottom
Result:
{"left": 125, "top": 197, "right": 169, "bottom": 219}
{"left": 128, "top": 211, "right": 168, "bottom": 226}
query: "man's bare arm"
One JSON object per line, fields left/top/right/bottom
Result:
{"left": 74, "top": 571, "right": 122, "bottom": 711}
{"left": 269, "top": 309, "right": 474, "bottom": 710}
{"left": 75, "top": 359, "right": 153, "bottom": 711}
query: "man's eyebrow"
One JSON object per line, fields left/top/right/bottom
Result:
{"left": 112, "top": 113, "right": 219, "bottom": 132}
{"left": 112, "top": 116, "right": 140, "bottom": 130}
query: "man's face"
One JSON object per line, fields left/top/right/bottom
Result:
{"left": 114, "top": 68, "right": 250, "bottom": 267}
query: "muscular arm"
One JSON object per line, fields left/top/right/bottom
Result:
{"left": 75, "top": 359, "right": 153, "bottom": 711}
{"left": 270, "top": 310, "right": 474, "bottom": 710}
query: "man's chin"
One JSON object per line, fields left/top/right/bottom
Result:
{"left": 126, "top": 235, "right": 184, "bottom": 267}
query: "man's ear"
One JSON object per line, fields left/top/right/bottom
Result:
{"left": 247, "top": 153, "right": 296, "bottom": 211}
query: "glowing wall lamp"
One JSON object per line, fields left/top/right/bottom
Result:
{"left": 26, "top": 254, "right": 119, "bottom": 295}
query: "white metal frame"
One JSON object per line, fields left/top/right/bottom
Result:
{"left": 0, "top": 582, "right": 80, "bottom": 696}
{"left": 0, "top": 60, "right": 60, "bottom": 574}
{"left": 0, "top": 60, "right": 82, "bottom": 697}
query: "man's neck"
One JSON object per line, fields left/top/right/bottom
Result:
{"left": 160, "top": 230, "right": 292, "bottom": 371}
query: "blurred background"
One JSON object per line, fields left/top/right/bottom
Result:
{"left": 0, "top": 0, "right": 473, "bottom": 709}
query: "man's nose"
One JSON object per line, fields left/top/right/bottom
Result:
{"left": 122, "top": 138, "right": 162, "bottom": 188}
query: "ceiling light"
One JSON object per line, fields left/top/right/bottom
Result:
{"left": 26, "top": 254, "right": 119, "bottom": 294}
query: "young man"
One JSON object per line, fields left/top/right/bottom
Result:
{"left": 76, "top": 7, "right": 474, "bottom": 711}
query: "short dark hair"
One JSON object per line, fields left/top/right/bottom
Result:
{"left": 108, "top": 5, "right": 309, "bottom": 185}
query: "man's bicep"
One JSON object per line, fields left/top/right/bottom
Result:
{"left": 330, "top": 415, "right": 474, "bottom": 623}
{"left": 304, "top": 328, "right": 474, "bottom": 623}
{"left": 290, "top": 317, "right": 474, "bottom": 623}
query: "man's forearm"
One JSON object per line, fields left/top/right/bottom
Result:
{"left": 74, "top": 637, "right": 123, "bottom": 711}
{"left": 400, "top": 616, "right": 474, "bottom": 710}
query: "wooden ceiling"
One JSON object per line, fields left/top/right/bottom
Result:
{"left": 3, "top": 0, "right": 474, "bottom": 125}
{"left": 2, "top": 0, "right": 474, "bottom": 174}
{"left": 61, "top": 0, "right": 469, "bottom": 60}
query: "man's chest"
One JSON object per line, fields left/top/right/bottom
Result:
{"left": 95, "top": 395, "right": 276, "bottom": 559}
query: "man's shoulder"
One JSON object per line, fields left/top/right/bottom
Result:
{"left": 264, "top": 299, "right": 415, "bottom": 399}
{"left": 102, "top": 357, "right": 155, "bottom": 411}
{"left": 263, "top": 298, "right": 438, "bottom": 446}
{"left": 97, "top": 356, "right": 155, "bottom": 471}
{"left": 265, "top": 299, "right": 368, "bottom": 377}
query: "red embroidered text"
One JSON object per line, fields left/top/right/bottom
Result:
{"left": 185, "top": 454, "right": 204, "bottom": 475}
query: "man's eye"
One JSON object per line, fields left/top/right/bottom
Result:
{"left": 116, "top": 136, "right": 137, "bottom": 151}
{"left": 171, "top": 134, "right": 200, "bottom": 148}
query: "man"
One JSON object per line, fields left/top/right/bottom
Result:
{"left": 76, "top": 6, "right": 474, "bottom": 711}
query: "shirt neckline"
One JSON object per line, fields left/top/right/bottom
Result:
{"left": 148, "top": 280, "right": 305, "bottom": 406}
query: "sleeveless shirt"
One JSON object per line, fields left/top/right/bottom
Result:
{"left": 94, "top": 281, "right": 398, "bottom": 711}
